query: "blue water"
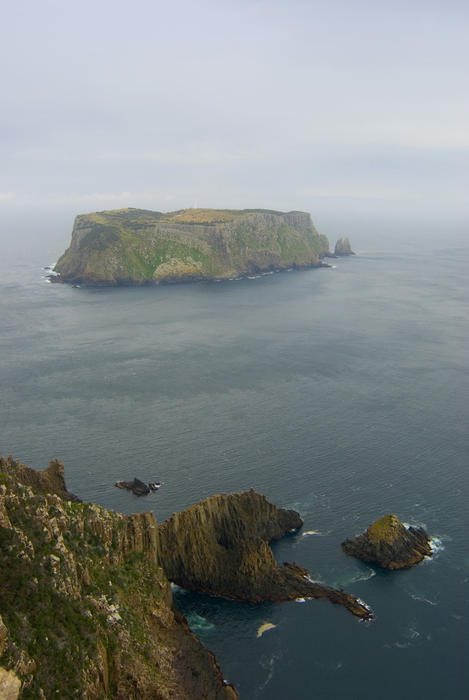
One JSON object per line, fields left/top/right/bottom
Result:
{"left": 1, "top": 234, "right": 468, "bottom": 698}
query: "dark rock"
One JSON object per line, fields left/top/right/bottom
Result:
{"left": 334, "top": 237, "right": 355, "bottom": 256}
{"left": 115, "top": 478, "right": 150, "bottom": 496}
{"left": 342, "top": 514, "right": 432, "bottom": 569}
{"left": 158, "top": 490, "right": 373, "bottom": 620}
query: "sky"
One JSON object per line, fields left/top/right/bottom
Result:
{"left": 1, "top": 0, "right": 468, "bottom": 247}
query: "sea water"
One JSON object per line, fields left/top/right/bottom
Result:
{"left": 0, "top": 232, "right": 468, "bottom": 698}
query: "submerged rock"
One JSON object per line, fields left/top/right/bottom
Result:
{"left": 342, "top": 514, "right": 432, "bottom": 569}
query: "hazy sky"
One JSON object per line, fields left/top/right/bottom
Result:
{"left": 2, "top": 0, "right": 468, "bottom": 238}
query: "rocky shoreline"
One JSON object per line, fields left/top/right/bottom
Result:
{"left": 0, "top": 455, "right": 374, "bottom": 698}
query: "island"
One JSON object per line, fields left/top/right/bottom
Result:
{"left": 52, "top": 207, "right": 334, "bottom": 286}
{"left": 341, "top": 514, "right": 432, "bottom": 569}
{"left": 0, "top": 455, "right": 372, "bottom": 699}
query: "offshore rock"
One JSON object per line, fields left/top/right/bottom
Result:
{"left": 115, "top": 478, "right": 151, "bottom": 497}
{"left": 158, "top": 490, "right": 372, "bottom": 619}
{"left": 53, "top": 207, "right": 330, "bottom": 285}
{"left": 0, "top": 455, "right": 236, "bottom": 699}
{"left": 334, "top": 237, "right": 355, "bottom": 256}
{"left": 342, "top": 514, "right": 432, "bottom": 569}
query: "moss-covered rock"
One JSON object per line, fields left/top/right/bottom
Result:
{"left": 342, "top": 514, "right": 432, "bottom": 569}
{"left": 53, "top": 208, "right": 330, "bottom": 285}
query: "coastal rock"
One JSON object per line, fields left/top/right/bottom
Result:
{"left": 341, "top": 514, "right": 432, "bottom": 569}
{"left": 53, "top": 207, "right": 330, "bottom": 285}
{"left": 115, "top": 477, "right": 151, "bottom": 496}
{"left": 0, "top": 455, "right": 237, "bottom": 699}
{"left": 158, "top": 490, "right": 372, "bottom": 619}
{"left": 334, "top": 237, "right": 355, "bottom": 256}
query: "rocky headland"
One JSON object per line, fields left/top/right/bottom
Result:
{"left": 341, "top": 514, "right": 432, "bottom": 570}
{"left": 52, "top": 207, "right": 332, "bottom": 286}
{"left": 0, "top": 456, "right": 372, "bottom": 698}
{"left": 0, "top": 455, "right": 236, "bottom": 700}
{"left": 157, "top": 490, "right": 372, "bottom": 618}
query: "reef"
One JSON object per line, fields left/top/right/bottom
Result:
{"left": 341, "top": 514, "right": 432, "bottom": 569}
{"left": 52, "top": 207, "right": 331, "bottom": 285}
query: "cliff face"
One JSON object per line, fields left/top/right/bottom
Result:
{"left": 0, "top": 456, "right": 236, "bottom": 700}
{"left": 53, "top": 208, "right": 330, "bottom": 285}
{"left": 158, "top": 490, "right": 372, "bottom": 619}
{"left": 342, "top": 514, "right": 432, "bottom": 569}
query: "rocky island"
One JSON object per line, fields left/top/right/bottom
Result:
{"left": 0, "top": 455, "right": 372, "bottom": 699}
{"left": 342, "top": 514, "right": 432, "bottom": 569}
{"left": 52, "top": 207, "right": 332, "bottom": 286}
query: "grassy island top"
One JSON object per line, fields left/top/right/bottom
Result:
{"left": 366, "top": 514, "right": 402, "bottom": 543}
{"left": 78, "top": 207, "right": 306, "bottom": 227}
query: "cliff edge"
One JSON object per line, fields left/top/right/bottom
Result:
{"left": 53, "top": 207, "right": 330, "bottom": 285}
{"left": 0, "top": 456, "right": 236, "bottom": 699}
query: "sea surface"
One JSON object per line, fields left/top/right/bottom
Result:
{"left": 1, "top": 232, "right": 468, "bottom": 698}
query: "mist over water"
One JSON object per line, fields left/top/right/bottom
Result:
{"left": 1, "top": 224, "right": 468, "bottom": 698}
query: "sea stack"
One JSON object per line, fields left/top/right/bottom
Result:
{"left": 334, "top": 237, "right": 355, "bottom": 256}
{"left": 342, "top": 514, "right": 432, "bottom": 570}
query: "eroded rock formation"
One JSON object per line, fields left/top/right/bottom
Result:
{"left": 342, "top": 514, "right": 432, "bottom": 569}
{"left": 157, "top": 490, "right": 372, "bottom": 619}
{"left": 334, "top": 237, "right": 355, "bottom": 256}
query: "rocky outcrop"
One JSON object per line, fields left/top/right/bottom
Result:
{"left": 342, "top": 514, "right": 432, "bottom": 569}
{"left": 115, "top": 478, "right": 151, "bottom": 496}
{"left": 157, "top": 490, "right": 372, "bottom": 619}
{"left": 53, "top": 207, "right": 331, "bottom": 285}
{"left": 334, "top": 237, "right": 355, "bottom": 256}
{"left": 0, "top": 455, "right": 236, "bottom": 699}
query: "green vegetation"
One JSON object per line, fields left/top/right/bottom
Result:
{"left": 0, "top": 465, "right": 168, "bottom": 698}
{"left": 367, "top": 514, "right": 400, "bottom": 543}
{"left": 54, "top": 207, "right": 330, "bottom": 285}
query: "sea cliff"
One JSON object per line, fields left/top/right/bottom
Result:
{"left": 53, "top": 208, "right": 330, "bottom": 285}
{"left": 0, "top": 456, "right": 371, "bottom": 698}
{"left": 0, "top": 456, "right": 236, "bottom": 700}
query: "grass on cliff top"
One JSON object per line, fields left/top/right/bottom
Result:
{"left": 78, "top": 207, "right": 303, "bottom": 226}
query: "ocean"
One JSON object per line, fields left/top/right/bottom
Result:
{"left": 1, "top": 229, "right": 468, "bottom": 698}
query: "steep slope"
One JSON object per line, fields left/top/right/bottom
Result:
{"left": 53, "top": 208, "right": 330, "bottom": 285}
{"left": 0, "top": 456, "right": 236, "bottom": 699}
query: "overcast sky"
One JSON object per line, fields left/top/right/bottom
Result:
{"left": 2, "top": 0, "right": 468, "bottom": 240}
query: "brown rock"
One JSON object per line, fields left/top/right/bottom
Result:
{"left": 342, "top": 514, "right": 432, "bottom": 569}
